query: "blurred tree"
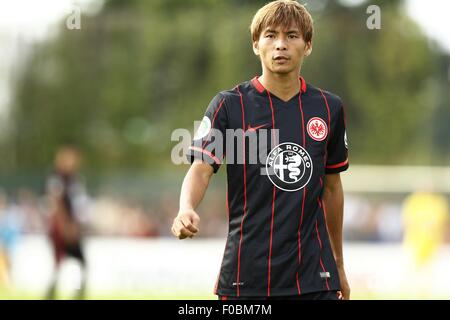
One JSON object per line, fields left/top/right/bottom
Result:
{"left": 302, "top": 0, "right": 437, "bottom": 164}
{"left": 4, "top": 0, "right": 448, "bottom": 181}
{"left": 431, "top": 53, "right": 450, "bottom": 164}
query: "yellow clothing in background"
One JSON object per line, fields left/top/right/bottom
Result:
{"left": 402, "top": 192, "right": 448, "bottom": 267}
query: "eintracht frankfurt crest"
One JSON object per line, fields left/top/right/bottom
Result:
{"left": 266, "top": 142, "right": 313, "bottom": 192}
{"left": 307, "top": 117, "right": 327, "bottom": 141}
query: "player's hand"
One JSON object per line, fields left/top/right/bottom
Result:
{"left": 337, "top": 265, "right": 350, "bottom": 300}
{"left": 171, "top": 209, "right": 200, "bottom": 240}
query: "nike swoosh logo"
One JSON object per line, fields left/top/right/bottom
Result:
{"left": 246, "top": 123, "right": 268, "bottom": 132}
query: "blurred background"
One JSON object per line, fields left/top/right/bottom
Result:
{"left": 0, "top": 0, "right": 450, "bottom": 299}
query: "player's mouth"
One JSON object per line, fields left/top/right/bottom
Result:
{"left": 273, "top": 55, "right": 290, "bottom": 63}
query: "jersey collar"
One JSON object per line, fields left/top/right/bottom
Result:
{"left": 251, "top": 75, "right": 307, "bottom": 95}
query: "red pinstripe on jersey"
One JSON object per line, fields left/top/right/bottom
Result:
{"left": 266, "top": 91, "right": 276, "bottom": 297}
{"left": 319, "top": 89, "right": 332, "bottom": 171}
{"left": 235, "top": 86, "right": 247, "bottom": 297}
{"left": 202, "top": 98, "right": 226, "bottom": 149}
{"left": 315, "top": 219, "right": 331, "bottom": 290}
{"left": 318, "top": 89, "right": 332, "bottom": 291}
{"left": 318, "top": 177, "right": 333, "bottom": 292}
{"left": 319, "top": 89, "right": 332, "bottom": 143}
{"left": 296, "top": 90, "right": 306, "bottom": 295}
{"left": 214, "top": 187, "right": 230, "bottom": 295}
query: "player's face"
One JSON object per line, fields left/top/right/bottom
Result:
{"left": 253, "top": 23, "right": 312, "bottom": 75}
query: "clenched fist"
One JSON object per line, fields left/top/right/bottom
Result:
{"left": 171, "top": 209, "right": 200, "bottom": 239}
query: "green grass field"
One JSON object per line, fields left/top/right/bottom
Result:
{"left": 2, "top": 287, "right": 449, "bottom": 300}
{"left": 0, "top": 286, "right": 216, "bottom": 300}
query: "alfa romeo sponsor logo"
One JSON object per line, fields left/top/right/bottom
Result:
{"left": 307, "top": 117, "right": 327, "bottom": 141}
{"left": 266, "top": 142, "right": 313, "bottom": 192}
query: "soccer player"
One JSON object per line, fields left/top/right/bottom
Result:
{"left": 45, "top": 146, "right": 89, "bottom": 300}
{"left": 171, "top": 0, "right": 350, "bottom": 300}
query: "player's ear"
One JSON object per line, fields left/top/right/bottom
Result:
{"left": 253, "top": 41, "right": 260, "bottom": 56}
{"left": 304, "top": 41, "right": 312, "bottom": 57}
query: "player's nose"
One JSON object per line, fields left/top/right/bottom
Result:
{"left": 275, "top": 38, "right": 287, "bottom": 51}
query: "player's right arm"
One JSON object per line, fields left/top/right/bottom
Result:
{"left": 173, "top": 93, "right": 227, "bottom": 239}
{"left": 171, "top": 159, "right": 214, "bottom": 240}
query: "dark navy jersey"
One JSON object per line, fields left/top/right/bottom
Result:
{"left": 187, "top": 76, "right": 349, "bottom": 297}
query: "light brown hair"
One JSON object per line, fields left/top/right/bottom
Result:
{"left": 250, "top": 1, "right": 314, "bottom": 43}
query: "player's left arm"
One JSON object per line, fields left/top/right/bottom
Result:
{"left": 323, "top": 173, "right": 350, "bottom": 300}
{"left": 322, "top": 95, "right": 350, "bottom": 299}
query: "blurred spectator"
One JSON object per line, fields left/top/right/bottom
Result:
{"left": 45, "top": 145, "right": 90, "bottom": 300}
{"left": 16, "top": 188, "right": 46, "bottom": 234}
{"left": 401, "top": 187, "right": 449, "bottom": 298}
{"left": 402, "top": 191, "right": 448, "bottom": 267}
{"left": 343, "top": 194, "right": 375, "bottom": 241}
{"left": 89, "top": 197, "right": 159, "bottom": 237}
{"left": 0, "top": 190, "right": 24, "bottom": 288}
{"left": 373, "top": 202, "right": 403, "bottom": 242}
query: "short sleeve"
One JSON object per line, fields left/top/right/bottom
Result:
{"left": 186, "top": 93, "right": 228, "bottom": 173}
{"left": 325, "top": 104, "right": 349, "bottom": 174}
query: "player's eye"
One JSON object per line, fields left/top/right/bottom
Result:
{"left": 265, "top": 34, "right": 275, "bottom": 38}
{"left": 288, "top": 34, "right": 299, "bottom": 39}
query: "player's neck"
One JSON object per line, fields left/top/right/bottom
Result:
{"left": 258, "top": 71, "right": 301, "bottom": 102}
